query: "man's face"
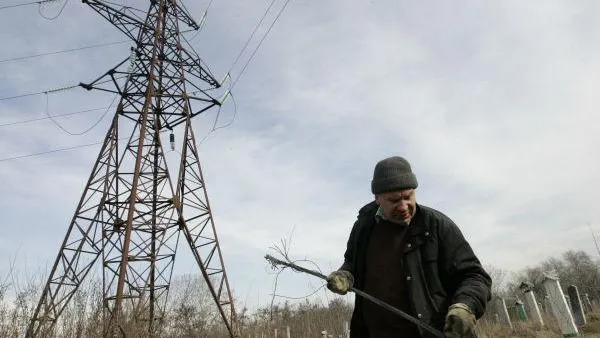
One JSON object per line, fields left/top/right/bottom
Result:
{"left": 375, "top": 189, "right": 416, "bottom": 225}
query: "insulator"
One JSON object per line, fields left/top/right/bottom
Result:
{"left": 219, "top": 73, "right": 231, "bottom": 86}
{"left": 169, "top": 132, "right": 175, "bottom": 151}
{"left": 219, "top": 90, "right": 231, "bottom": 104}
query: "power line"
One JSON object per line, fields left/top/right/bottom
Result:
{"left": 0, "top": 0, "right": 56, "bottom": 11}
{"left": 0, "top": 93, "right": 237, "bottom": 162}
{"left": 0, "top": 105, "right": 113, "bottom": 127}
{"left": 197, "top": 91, "right": 238, "bottom": 146}
{"left": 0, "top": 40, "right": 128, "bottom": 64}
{"left": 212, "top": 91, "right": 237, "bottom": 131}
{"left": 0, "top": 129, "right": 175, "bottom": 163}
{"left": 0, "top": 84, "right": 79, "bottom": 101}
{"left": 0, "top": 76, "right": 126, "bottom": 102}
{"left": 229, "top": 0, "right": 293, "bottom": 91}
{"left": 0, "top": 0, "right": 282, "bottom": 160}
{"left": 0, "top": 29, "right": 196, "bottom": 65}
{"left": 0, "top": 140, "right": 105, "bottom": 162}
{"left": 45, "top": 93, "right": 117, "bottom": 135}
{"left": 37, "top": 0, "right": 67, "bottom": 20}
{"left": 226, "top": 0, "right": 277, "bottom": 76}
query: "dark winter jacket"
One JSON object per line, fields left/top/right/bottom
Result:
{"left": 340, "top": 201, "right": 492, "bottom": 338}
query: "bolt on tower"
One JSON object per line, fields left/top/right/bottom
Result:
{"left": 26, "top": 1, "right": 237, "bottom": 337}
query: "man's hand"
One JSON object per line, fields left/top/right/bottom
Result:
{"left": 326, "top": 270, "right": 354, "bottom": 295}
{"left": 443, "top": 303, "right": 477, "bottom": 338}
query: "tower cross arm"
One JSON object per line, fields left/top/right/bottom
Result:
{"left": 173, "top": 3, "right": 200, "bottom": 30}
{"left": 82, "top": 0, "right": 152, "bottom": 41}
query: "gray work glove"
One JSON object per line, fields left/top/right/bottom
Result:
{"left": 443, "top": 303, "right": 477, "bottom": 338}
{"left": 326, "top": 270, "right": 354, "bottom": 295}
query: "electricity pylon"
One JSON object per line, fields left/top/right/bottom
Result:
{"left": 26, "top": 1, "right": 237, "bottom": 337}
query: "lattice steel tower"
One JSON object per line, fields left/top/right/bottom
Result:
{"left": 26, "top": 1, "right": 237, "bottom": 337}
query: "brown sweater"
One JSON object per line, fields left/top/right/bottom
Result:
{"left": 362, "top": 218, "right": 420, "bottom": 338}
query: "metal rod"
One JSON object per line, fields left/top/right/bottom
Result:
{"left": 264, "top": 254, "right": 445, "bottom": 338}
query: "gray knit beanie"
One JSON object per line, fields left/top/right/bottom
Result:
{"left": 371, "top": 156, "right": 418, "bottom": 194}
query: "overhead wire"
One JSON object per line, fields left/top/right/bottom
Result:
{"left": 0, "top": 0, "right": 290, "bottom": 101}
{"left": 0, "top": 105, "right": 113, "bottom": 127}
{"left": 0, "top": 84, "right": 79, "bottom": 101}
{"left": 179, "top": 0, "right": 210, "bottom": 40}
{"left": 212, "top": 91, "right": 237, "bottom": 132}
{"left": 225, "top": 0, "right": 278, "bottom": 77}
{"left": 0, "top": 0, "right": 55, "bottom": 11}
{"left": 37, "top": 0, "right": 67, "bottom": 20}
{"left": 41, "top": 47, "right": 135, "bottom": 135}
{"left": 0, "top": 130, "right": 170, "bottom": 163}
{"left": 183, "top": 1, "right": 283, "bottom": 141}
{"left": 0, "top": 75, "right": 127, "bottom": 101}
{"left": 0, "top": 28, "right": 196, "bottom": 65}
{"left": 0, "top": 40, "right": 128, "bottom": 64}
{"left": 197, "top": 0, "right": 293, "bottom": 137}
{"left": 197, "top": 91, "right": 237, "bottom": 147}
{"left": 45, "top": 93, "right": 118, "bottom": 135}
{"left": 0, "top": 140, "right": 107, "bottom": 163}
{"left": 228, "top": 0, "right": 293, "bottom": 92}
{"left": 0, "top": 0, "right": 292, "bottom": 160}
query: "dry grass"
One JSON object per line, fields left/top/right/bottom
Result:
{"left": 2, "top": 266, "right": 600, "bottom": 338}
{"left": 475, "top": 309, "right": 600, "bottom": 338}
{"left": 0, "top": 269, "right": 352, "bottom": 338}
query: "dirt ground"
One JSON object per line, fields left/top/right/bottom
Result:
{"left": 580, "top": 316, "right": 600, "bottom": 337}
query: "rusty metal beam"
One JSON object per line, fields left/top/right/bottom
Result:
{"left": 26, "top": 1, "right": 236, "bottom": 337}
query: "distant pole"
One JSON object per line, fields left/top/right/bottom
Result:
{"left": 495, "top": 297, "right": 513, "bottom": 329}
{"left": 519, "top": 282, "right": 544, "bottom": 330}
{"left": 588, "top": 222, "right": 600, "bottom": 259}
{"left": 568, "top": 285, "right": 587, "bottom": 326}
{"left": 544, "top": 296, "right": 553, "bottom": 315}
{"left": 583, "top": 294, "right": 593, "bottom": 313}
{"left": 542, "top": 274, "right": 580, "bottom": 337}
{"left": 286, "top": 326, "right": 290, "bottom": 338}
{"left": 527, "top": 294, "right": 544, "bottom": 329}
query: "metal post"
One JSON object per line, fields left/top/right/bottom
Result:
{"left": 495, "top": 297, "right": 512, "bottom": 329}
{"left": 524, "top": 291, "right": 544, "bottom": 329}
{"left": 583, "top": 294, "right": 593, "bottom": 313}
{"left": 25, "top": 1, "right": 236, "bottom": 337}
{"left": 519, "top": 282, "right": 544, "bottom": 330}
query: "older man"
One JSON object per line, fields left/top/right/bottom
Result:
{"left": 327, "top": 156, "right": 492, "bottom": 338}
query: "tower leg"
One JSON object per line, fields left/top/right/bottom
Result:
{"left": 175, "top": 115, "right": 237, "bottom": 336}
{"left": 26, "top": 114, "right": 120, "bottom": 338}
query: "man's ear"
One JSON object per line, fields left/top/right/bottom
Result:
{"left": 374, "top": 195, "right": 380, "bottom": 205}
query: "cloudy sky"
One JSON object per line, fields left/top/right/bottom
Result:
{"left": 1, "top": 0, "right": 600, "bottom": 318}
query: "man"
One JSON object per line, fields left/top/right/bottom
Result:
{"left": 326, "top": 156, "right": 492, "bottom": 338}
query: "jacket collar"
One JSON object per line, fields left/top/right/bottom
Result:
{"left": 371, "top": 203, "right": 428, "bottom": 236}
